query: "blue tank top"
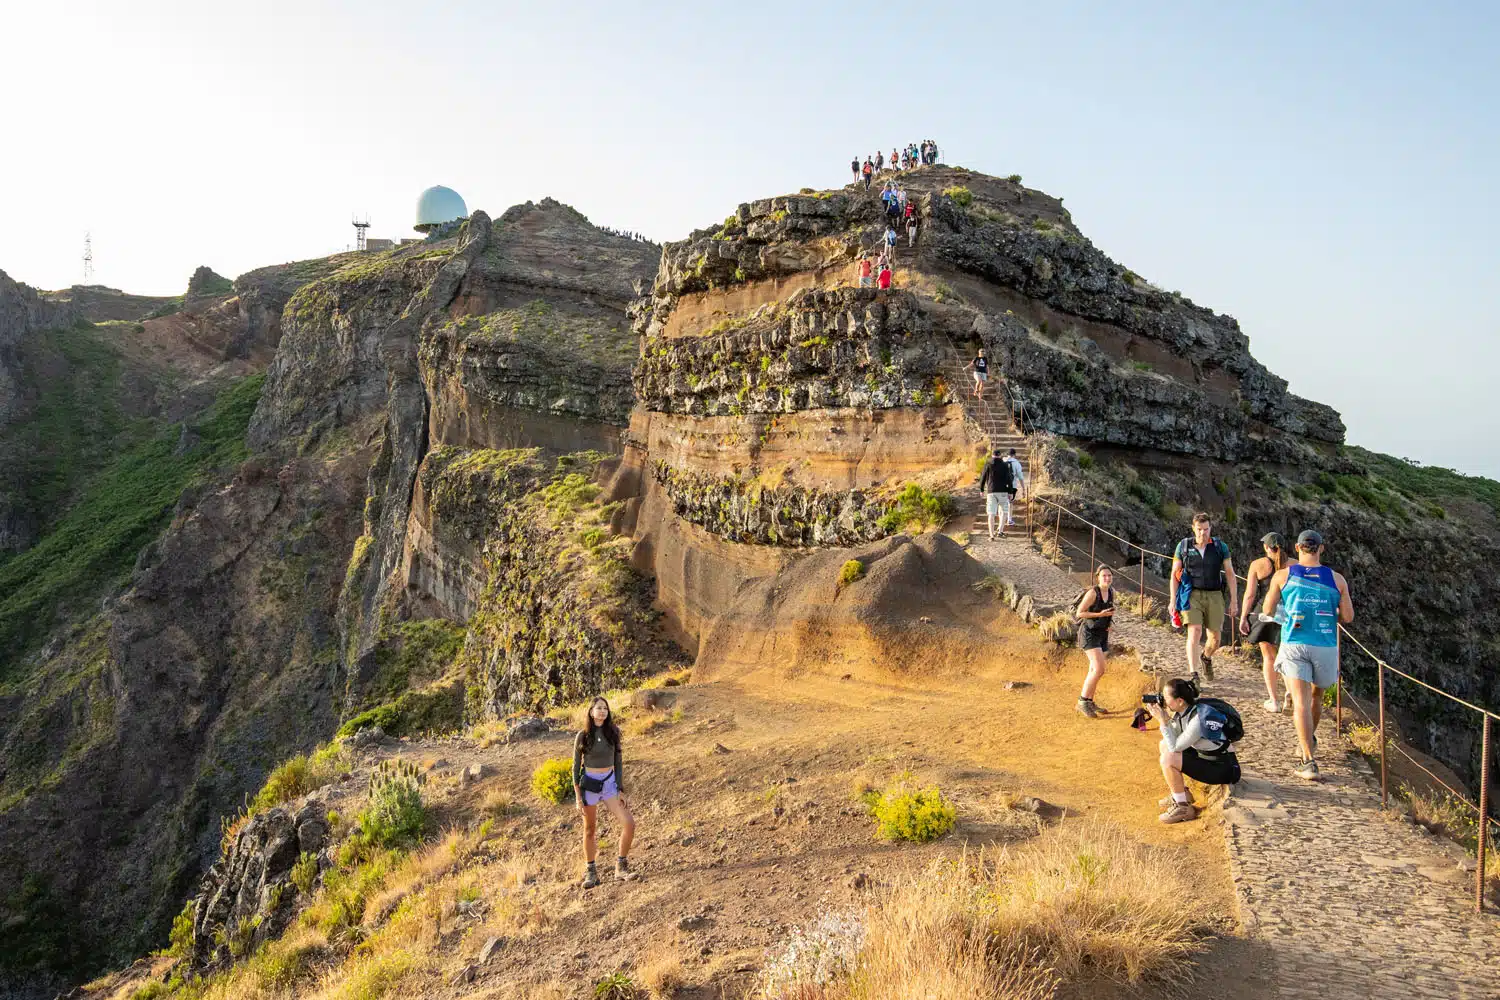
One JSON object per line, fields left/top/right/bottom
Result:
{"left": 1281, "top": 564, "right": 1340, "bottom": 647}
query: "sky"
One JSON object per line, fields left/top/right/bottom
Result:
{"left": 2, "top": 1, "right": 1496, "bottom": 474}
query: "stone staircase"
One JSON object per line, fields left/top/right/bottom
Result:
{"left": 935, "top": 337, "right": 1033, "bottom": 537}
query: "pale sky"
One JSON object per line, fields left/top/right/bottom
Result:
{"left": 2, "top": 1, "right": 1496, "bottom": 475}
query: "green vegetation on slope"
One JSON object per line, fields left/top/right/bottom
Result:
{"left": 0, "top": 374, "right": 264, "bottom": 676}
{"left": 1348, "top": 446, "right": 1500, "bottom": 519}
{"left": 0, "top": 323, "right": 135, "bottom": 545}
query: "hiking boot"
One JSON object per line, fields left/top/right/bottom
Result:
{"left": 1201, "top": 657, "right": 1214, "bottom": 681}
{"left": 1158, "top": 794, "right": 1196, "bottom": 809}
{"left": 582, "top": 864, "right": 600, "bottom": 889}
{"left": 1159, "top": 801, "right": 1199, "bottom": 824}
{"left": 1262, "top": 698, "right": 1282, "bottom": 714}
{"left": 1294, "top": 759, "right": 1320, "bottom": 781}
{"left": 615, "top": 857, "right": 638, "bottom": 882}
{"left": 1076, "top": 698, "right": 1099, "bottom": 719}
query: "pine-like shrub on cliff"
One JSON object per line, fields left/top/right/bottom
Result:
{"left": 0, "top": 373, "right": 264, "bottom": 675}
{"left": 876, "top": 483, "right": 956, "bottom": 535}
{"left": 837, "top": 559, "right": 865, "bottom": 588}
{"left": 356, "top": 760, "right": 427, "bottom": 850}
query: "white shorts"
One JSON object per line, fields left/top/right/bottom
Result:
{"left": 973, "top": 371, "right": 988, "bottom": 383}
{"left": 985, "top": 492, "right": 1010, "bottom": 516}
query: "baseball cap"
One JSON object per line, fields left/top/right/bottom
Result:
{"left": 1296, "top": 529, "right": 1324, "bottom": 549}
{"left": 1260, "top": 532, "right": 1284, "bottom": 549}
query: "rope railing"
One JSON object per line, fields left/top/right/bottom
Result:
{"left": 1009, "top": 438, "right": 1498, "bottom": 913}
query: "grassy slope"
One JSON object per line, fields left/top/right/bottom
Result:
{"left": 0, "top": 372, "right": 263, "bottom": 678}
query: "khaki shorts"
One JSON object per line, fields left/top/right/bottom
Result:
{"left": 1184, "top": 589, "right": 1225, "bottom": 632}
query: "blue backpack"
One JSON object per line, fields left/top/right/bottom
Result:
{"left": 1196, "top": 698, "right": 1244, "bottom": 746}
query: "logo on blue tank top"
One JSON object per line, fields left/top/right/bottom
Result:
{"left": 1283, "top": 564, "right": 1340, "bottom": 647}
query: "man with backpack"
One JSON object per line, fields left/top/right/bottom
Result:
{"left": 1148, "top": 677, "right": 1242, "bottom": 823}
{"left": 1170, "top": 513, "right": 1237, "bottom": 683}
{"left": 1261, "top": 529, "right": 1354, "bottom": 780}
{"left": 978, "top": 446, "right": 1015, "bottom": 540}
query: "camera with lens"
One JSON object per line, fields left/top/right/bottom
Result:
{"left": 1141, "top": 693, "right": 1162, "bottom": 705}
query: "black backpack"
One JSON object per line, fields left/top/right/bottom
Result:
{"left": 983, "top": 457, "right": 1013, "bottom": 493}
{"left": 1197, "top": 697, "right": 1244, "bottom": 745}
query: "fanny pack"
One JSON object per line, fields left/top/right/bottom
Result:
{"left": 579, "top": 769, "right": 612, "bottom": 794}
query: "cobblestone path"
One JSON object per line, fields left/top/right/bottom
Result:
{"left": 968, "top": 532, "right": 1500, "bottom": 999}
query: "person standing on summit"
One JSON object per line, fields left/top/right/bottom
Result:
{"left": 1261, "top": 530, "right": 1353, "bottom": 780}
{"left": 1170, "top": 513, "right": 1237, "bottom": 683}
{"left": 851, "top": 156, "right": 860, "bottom": 183}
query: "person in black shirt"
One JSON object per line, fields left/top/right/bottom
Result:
{"left": 965, "top": 348, "right": 990, "bottom": 401}
{"left": 978, "top": 446, "right": 1015, "bottom": 539}
{"left": 1075, "top": 566, "right": 1116, "bottom": 718}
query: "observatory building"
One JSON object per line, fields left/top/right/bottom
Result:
{"left": 415, "top": 186, "right": 468, "bottom": 233}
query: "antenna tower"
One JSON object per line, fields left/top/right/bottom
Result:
{"left": 82, "top": 232, "right": 94, "bottom": 283}
{"left": 352, "top": 215, "right": 372, "bottom": 252}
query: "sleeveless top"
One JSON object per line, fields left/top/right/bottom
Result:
{"left": 1080, "top": 587, "right": 1114, "bottom": 636}
{"left": 1281, "top": 564, "right": 1340, "bottom": 647}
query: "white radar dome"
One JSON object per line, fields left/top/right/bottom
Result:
{"left": 414, "top": 185, "right": 468, "bottom": 232}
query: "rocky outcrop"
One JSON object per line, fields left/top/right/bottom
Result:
{"left": 190, "top": 798, "right": 329, "bottom": 973}
{"left": 652, "top": 461, "right": 894, "bottom": 547}
{"left": 0, "top": 269, "right": 79, "bottom": 425}
{"left": 634, "top": 288, "right": 950, "bottom": 415}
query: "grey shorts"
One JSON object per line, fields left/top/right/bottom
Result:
{"left": 1276, "top": 643, "right": 1339, "bottom": 690}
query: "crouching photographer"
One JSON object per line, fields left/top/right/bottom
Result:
{"left": 1146, "top": 677, "right": 1242, "bottom": 825}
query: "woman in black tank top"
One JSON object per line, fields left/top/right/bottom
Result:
{"left": 1075, "top": 565, "right": 1115, "bottom": 718}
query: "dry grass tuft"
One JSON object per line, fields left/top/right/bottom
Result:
{"left": 759, "top": 820, "right": 1210, "bottom": 999}
{"left": 973, "top": 575, "right": 1017, "bottom": 605}
{"left": 1036, "top": 612, "right": 1075, "bottom": 645}
{"left": 635, "top": 940, "right": 687, "bottom": 998}
{"left": 481, "top": 787, "right": 516, "bottom": 817}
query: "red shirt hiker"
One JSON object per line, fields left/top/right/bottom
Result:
{"left": 878, "top": 265, "right": 892, "bottom": 290}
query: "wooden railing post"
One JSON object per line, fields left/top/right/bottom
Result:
{"left": 1479, "top": 713, "right": 1492, "bottom": 914}
{"left": 1378, "top": 661, "right": 1388, "bottom": 809}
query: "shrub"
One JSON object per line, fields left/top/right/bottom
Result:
{"left": 158, "top": 899, "right": 195, "bottom": 959}
{"left": 532, "top": 758, "right": 575, "bottom": 805}
{"left": 248, "top": 743, "right": 350, "bottom": 816}
{"left": 1076, "top": 451, "right": 1094, "bottom": 469}
{"left": 1007, "top": 173, "right": 1023, "bottom": 183}
{"left": 837, "top": 560, "right": 865, "bottom": 588}
{"left": 1346, "top": 723, "right": 1384, "bottom": 756}
{"left": 357, "top": 759, "right": 427, "bottom": 849}
{"left": 249, "top": 941, "right": 321, "bottom": 990}
{"left": 942, "top": 185, "right": 974, "bottom": 207}
{"left": 593, "top": 972, "right": 641, "bottom": 999}
{"left": 291, "top": 851, "right": 319, "bottom": 895}
{"left": 337, "top": 683, "right": 464, "bottom": 739}
{"left": 877, "top": 484, "right": 956, "bottom": 534}
{"left": 865, "top": 775, "right": 956, "bottom": 843}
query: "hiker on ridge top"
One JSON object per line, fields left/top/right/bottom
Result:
{"left": 1170, "top": 513, "right": 1237, "bottom": 684}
